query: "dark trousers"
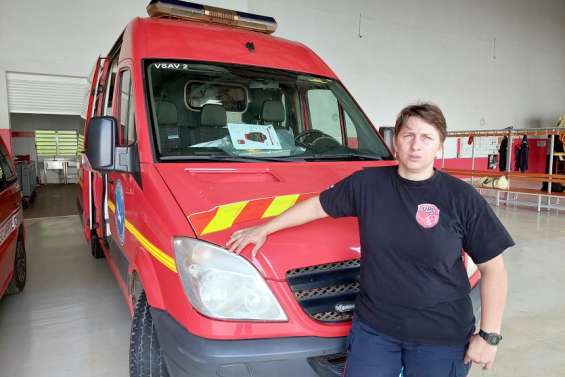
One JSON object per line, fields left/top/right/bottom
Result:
{"left": 344, "top": 318, "right": 471, "bottom": 377}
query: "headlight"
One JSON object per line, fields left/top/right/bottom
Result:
{"left": 173, "top": 237, "right": 287, "bottom": 321}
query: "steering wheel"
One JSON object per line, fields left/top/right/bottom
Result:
{"left": 294, "top": 129, "right": 340, "bottom": 149}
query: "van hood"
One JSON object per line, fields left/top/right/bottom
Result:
{"left": 155, "top": 161, "right": 394, "bottom": 280}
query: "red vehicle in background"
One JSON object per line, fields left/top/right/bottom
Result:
{"left": 78, "top": 1, "right": 481, "bottom": 376}
{"left": 0, "top": 137, "right": 26, "bottom": 300}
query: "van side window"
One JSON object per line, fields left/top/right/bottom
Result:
{"left": 92, "top": 62, "right": 105, "bottom": 117}
{"left": 344, "top": 111, "right": 359, "bottom": 149}
{"left": 117, "top": 70, "right": 136, "bottom": 146}
{"left": 0, "top": 155, "right": 4, "bottom": 185}
{"left": 104, "top": 60, "right": 119, "bottom": 116}
{"left": 307, "top": 89, "right": 343, "bottom": 145}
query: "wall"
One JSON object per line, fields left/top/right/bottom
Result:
{"left": 1, "top": 0, "right": 565, "bottom": 154}
{"left": 249, "top": 0, "right": 565, "bottom": 131}
{"left": 9, "top": 114, "right": 83, "bottom": 132}
{"left": 10, "top": 114, "right": 83, "bottom": 161}
{"left": 435, "top": 136, "right": 549, "bottom": 173}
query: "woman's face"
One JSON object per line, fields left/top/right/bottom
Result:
{"left": 393, "top": 116, "right": 443, "bottom": 174}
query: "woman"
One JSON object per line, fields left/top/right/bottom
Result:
{"left": 227, "top": 103, "right": 514, "bottom": 377}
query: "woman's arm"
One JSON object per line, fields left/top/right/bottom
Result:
{"left": 478, "top": 254, "right": 508, "bottom": 334}
{"left": 464, "top": 254, "right": 507, "bottom": 370}
{"left": 226, "top": 196, "right": 328, "bottom": 257}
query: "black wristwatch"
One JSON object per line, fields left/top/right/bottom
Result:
{"left": 479, "top": 330, "right": 503, "bottom": 346}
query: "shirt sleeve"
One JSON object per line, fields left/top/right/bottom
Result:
{"left": 319, "top": 172, "right": 362, "bottom": 218}
{"left": 462, "top": 191, "right": 515, "bottom": 264}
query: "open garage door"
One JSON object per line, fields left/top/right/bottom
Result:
{"left": 6, "top": 72, "right": 88, "bottom": 116}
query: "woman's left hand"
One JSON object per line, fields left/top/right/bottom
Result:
{"left": 464, "top": 334, "right": 498, "bottom": 370}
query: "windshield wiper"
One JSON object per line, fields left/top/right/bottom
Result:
{"left": 160, "top": 155, "right": 257, "bottom": 163}
{"left": 160, "top": 154, "right": 296, "bottom": 162}
{"left": 301, "top": 153, "right": 384, "bottom": 161}
{"left": 162, "top": 153, "right": 385, "bottom": 163}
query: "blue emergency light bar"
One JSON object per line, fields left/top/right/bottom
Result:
{"left": 147, "top": 0, "right": 277, "bottom": 34}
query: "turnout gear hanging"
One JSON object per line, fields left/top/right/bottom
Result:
{"left": 515, "top": 135, "right": 529, "bottom": 172}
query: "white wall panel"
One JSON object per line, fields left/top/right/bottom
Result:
{"left": 6, "top": 72, "right": 88, "bottom": 116}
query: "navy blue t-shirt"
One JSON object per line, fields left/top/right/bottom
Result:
{"left": 319, "top": 166, "right": 514, "bottom": 346}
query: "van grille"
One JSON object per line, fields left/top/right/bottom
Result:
{"left": 286, "top": 259, "right": 360, "bottom": 323}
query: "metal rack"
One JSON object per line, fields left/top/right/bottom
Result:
{"left": 14, "top": 160, "right": 37, "bottom": 207}
{"left": 440, "top": 127, "right": 565, "bottom": 211}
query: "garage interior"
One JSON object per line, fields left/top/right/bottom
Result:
{"left": 1, "top": 1, "right": 565, "bottom": 377}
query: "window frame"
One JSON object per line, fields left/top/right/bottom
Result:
{"left": 143, "top": 59, "right": 391, "bottom": 162}
{"left": 116, "top": 68, "right": 135, "bottom": 147}
{"left": 103, "top": 60, "right": 119, "bottom": 117}
{"left": 0, "top": 142, "right": 16, "bottom": 188}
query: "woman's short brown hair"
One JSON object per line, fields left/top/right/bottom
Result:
{"left": 394, "top": 103, "right": 447, "bottom": 142}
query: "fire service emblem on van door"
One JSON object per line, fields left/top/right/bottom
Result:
{"left": 115, "top": 180, "right": 126, "bottom": 244}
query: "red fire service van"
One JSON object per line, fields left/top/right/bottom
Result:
{"left": 0, "top": 137, "right": 26, "bottom": 301}
{"left": 78, "top": 1, "right": 481, "bottom": 376}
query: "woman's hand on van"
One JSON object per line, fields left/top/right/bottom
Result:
{"left": 226, "top": 226, "right": 268, "bottom": 258}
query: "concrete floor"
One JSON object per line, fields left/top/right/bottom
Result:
{"left": 0, "top": 215, "right": 130, "bottom": 377}
{"left": 0, "top": 203, "right": 564, "bottom": 376}
{"left": 23, "top": 184, "right": 80, "bottom": 219}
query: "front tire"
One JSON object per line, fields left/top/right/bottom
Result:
{"left": 129, "top": 291, "right": 170, "bottom": 377}
{"left": 7, "top": 230, "right": 26, "bottom": 295}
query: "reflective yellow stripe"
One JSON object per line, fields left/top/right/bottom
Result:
{"left": 105, "top": 200, "right": 176, "bottom": 273}
{"left": 201, "top": 201, "right": 248, "bottom": 236}
{"left": 261, "top": 194, "right": 299, "bottom": 218}
{"left": 124, "top": 220, "right": 177, "bottom": 273}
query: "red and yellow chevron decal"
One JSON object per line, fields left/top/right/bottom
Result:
{"left": 189, "top": 192, "right": 318, "bottom": 236}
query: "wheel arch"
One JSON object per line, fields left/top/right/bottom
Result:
{"left": 129, "top": 246, "right": 166, "bottom": 312}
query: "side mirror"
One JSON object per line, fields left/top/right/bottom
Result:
{"left": 378, "top": 126, "right": 395, "bottom": 156}
{"left": 86, "top": 116, "right": 115, "bottom": 171}
{"left": 86, "top": 116, "right": 138, "bottom": 174}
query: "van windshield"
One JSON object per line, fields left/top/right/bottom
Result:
{"left": 146, "top": 61, "right": 391, "bottom": 161}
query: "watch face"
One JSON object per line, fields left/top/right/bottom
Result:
{"left": 488, "top": 334, "right": 502, "bottom": 345}
{"left": 479, "top": 330, "right": 502, "bottom": 346}
{"left": 480, "top": 330, "right": 502, "bottom": 345}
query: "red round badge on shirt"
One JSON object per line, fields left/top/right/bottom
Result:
{"left": 415, "top": 203, "right": 440, "bottom": 228}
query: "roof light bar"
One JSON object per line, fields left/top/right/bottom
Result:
{"left": 147, "top": 0, "right": 277, "bottom": 34}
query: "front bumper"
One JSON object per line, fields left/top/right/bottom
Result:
{"left": 151, "top": 309, "right": 347, "bottom": 377}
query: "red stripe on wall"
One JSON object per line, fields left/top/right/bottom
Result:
{"left": 11, "top": 131, "right": 35, "bottom": 138}
{"left": 436, "top": 137, "right": 548, "bottom": 173}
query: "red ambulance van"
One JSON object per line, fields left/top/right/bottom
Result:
{"left": 78, "top": 1, "right": 481, "bottom": 376}
{"left": 0, "top": 137, "right": 26, "bottom": 300}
